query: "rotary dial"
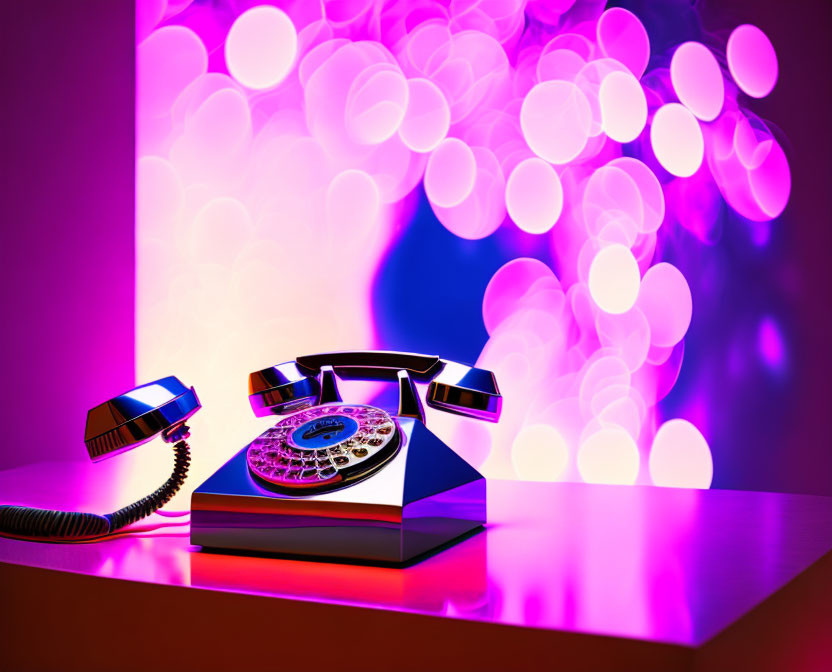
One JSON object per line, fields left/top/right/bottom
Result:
{"left": 247, "top": 403, "right": 399, "bottom": 494}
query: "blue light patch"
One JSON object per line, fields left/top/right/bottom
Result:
{"left": 291, "top": 415, "right": 358, "bottom": 449}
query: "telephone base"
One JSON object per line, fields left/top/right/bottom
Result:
{"left": 190, "top": 418, "right": 486, "bottom": 564}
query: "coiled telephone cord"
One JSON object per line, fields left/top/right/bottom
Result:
{"left": 0, "top": 439, "right": 190, "bottom": 542}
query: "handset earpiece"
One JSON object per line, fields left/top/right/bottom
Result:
{"left": 426, "top": 360, "right": 502, "bottom": 422}
{"left": 0, "top": 377, "right": 200, "bottom": 542}
{"left": 248, "top": 362, "right": 320, "bottom": 416}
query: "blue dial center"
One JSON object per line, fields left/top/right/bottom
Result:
{"left": 291, "top": 414, "right": 358, "bottom": 449}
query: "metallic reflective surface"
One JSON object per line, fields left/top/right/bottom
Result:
{"left": 296, "top": 351, "right": 443, "bottom": 381}
{"left": 250, "top": 352, "right": 502, "bottom": 422}
{"left": 397, "top": 370, "right": 425, "bottom": 422}
{"left": 193, "top": 417, "right": 486, "bottom": 563}
{"left": 2, "top": 465, "right": 831, "bottom": 647}
{"left": 427, "top": 360, "right": 502, "bottom": 422}
{"left": 83, "top": 376, "right": 200, "bottom": 461}
{"left": 316, "top": 365, "right": 342, "bottom": 404}
{"left": 238, "top": 353, "right": 499, "bottom": 560}
{"left": 248, "top": 362, "right": 320, "bottom": 417}
{"left": 246, "top": 404, "right": 401, "bottom": 494}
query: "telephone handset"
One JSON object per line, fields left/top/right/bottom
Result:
{"left": 245, "top": 351, "right": 501, "bottom": 495}
{"left": 0, "top": 377, "right": 200, "bottom": 541}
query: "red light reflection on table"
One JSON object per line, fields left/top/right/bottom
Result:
{"left": 2, "top": 464, "right": 831, "bottom": 647}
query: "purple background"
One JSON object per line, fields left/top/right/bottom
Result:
{"left": 694, "top": 0, "right": 832, "bottom": 496}
{"left": 0, "top": 1, "right": 135, "bottom": 469}
{"left": 0, "top": 0, "right": 830, "bottom": 494}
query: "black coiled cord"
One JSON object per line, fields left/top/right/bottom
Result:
{"left": 0, "top": 439, "right": 191, "bottom": 542}
{"left": 105, "top": 439, "right": 191, "bottom": 530}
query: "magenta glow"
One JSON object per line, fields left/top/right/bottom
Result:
{"left": 136, "top": 1, "right": 790, "bottom": 493}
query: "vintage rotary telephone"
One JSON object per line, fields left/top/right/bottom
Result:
{"left": 0, "top": 377, "right": 200, "bottom": 541}
{"left": 191, "top": 351, "right": 501, "bottom": 563}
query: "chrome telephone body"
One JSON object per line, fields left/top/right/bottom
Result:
{"left": 190, "top": 351, "right": 501, "bottom": 564}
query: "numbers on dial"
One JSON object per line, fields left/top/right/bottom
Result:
{"left": 247, "top": 404, "right": 398, "bottom": 490}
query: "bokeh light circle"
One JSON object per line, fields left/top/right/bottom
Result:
{"left": 576, "top": 58, "right": 630, "bottom": 138}
{"left": 596, "top": 7, "right": 651, "bottom": 79}
{"left": 225, "top": 6, "right": 298, "bottom": 90}
{"left": 670, "top": 42, "right": 724, "bottom": 122}
{"left": 579, "top": 356, "right": 631, "bottom": 415}
{"left": 588, "top": 244, "right": 641, "bottom": 315}
{"left": 583, "top": 165, "right": 644, "bottom": 237}
{"left": 732, "top": 114, "right": 770, "bottom": 169}
{"left": 138, "top": 26, "right": 207, "bottom": 119}
{"left": 424, "top": 138, "right": 477, "bottom": 208}
{"left": 537, "top": 48, "right": 586, "bottom": 83}
{"left": 505, "top": 158, "right": 564, "bottom": 234}
{"left": 511, "top": 424, "right": 570, "bottom": 481}
{"left": 520, "top": 80, "right": 592, "bottom": 164}
{"left": 345, "top": 65, "right": 409, "bottom": 145}
{"left": 727, "top": 24, "right": 778, "bottom": 98}
{"left": 398, "top": 78, "right": 451, "bottom": 153}
{"left": 325, "top": 169, "right": 381, "bottom": 238}
{"left": 637, "top": 262, "right": 693, "bottom": 347}
{"left": 748, "top": 139, "right": 791, "bottom": 219}
{"left": 596, "top": 307, "right": 651, "bottom": 371}
{"left": 607, "top": 157, "right": 665, "bottom": 233}
{"left": 482, "top": 257, "right": 559, "bottom": 335}
{"left": 597, "top": 394, "right": 643, "bottom": 441}
{"left": 577, "top": 427, "right": 640, "bottom": 485}
{"left": 542, "top": 32, "right": 593, "bottom": 61}
{"left": 650, "top": 103, "right": 704, "bottom": 177}
{"left": 599, "top": 71, "right": 647, "bottom": 143}
{"left": 430, "top": 147, "right": 506, "bottom": 240}
{"left": 137, "top": 0, "right": 796, "bottom": 494}
{"left": 649, "top": 419, "right": 713, "bottom": 488}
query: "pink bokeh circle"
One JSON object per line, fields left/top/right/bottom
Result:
{"left": 596, "top": 7, "right": 651, "bottom": 79}
{"left": 637, "top": 262, "right": 692, "bottom": 347}
{"left": 650, "top": 103, "right": 704, "bottom": 178}
{"left": 599, "top": 70, "right": 647, "bottom": 143}
{"left": 483, "top": 258, "right": 559, "bottom": 335}
{"left": 505, "top": 158, "right": 564, "bottom": 234}
{"left": 583, "top": 165, "right": 644, "bottom": 237}
{"left": 398, "top": 78, "right": 450, "bottom": 153}
{"left": 345, "top": 63, "right": 409, "bottom": 145}
{"left": 431, "top": 147, "right": 506, "bottom": 240}
{"left": 225, "top": 6, "right": 298, "bottom": 90}
{"left": 520, "top": 80, "right": 592, "bottom": 164}
{"left": 670, "top": 41, "right": 724, "bottom": 122}
{"left": 727, "top": 24, "right": 778, "bottom": 98}
{"left": 607, "top": 157, "right": 665, "bottom": 233}
{"left": 138, "top": 26, "right": 207, "bottom": 119}
{"left": 424, "top": 137, "right": 477, "bottom": 208}
{"left": 588, "top": 244, "right": 641, "bottom": 315}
